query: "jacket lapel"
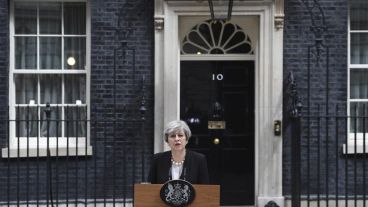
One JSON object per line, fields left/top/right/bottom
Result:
{"left": 180, "top": 150, "right": 191, "bottom": 180}
{"left": 164, "top": 151, "right": 172, "bottom": 180}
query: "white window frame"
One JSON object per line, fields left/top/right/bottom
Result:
{"left": 346, "top": 0, "right": 368, "bottom": 154}
{"left": 2, "top": 0, "right": 92, "bottom": 158}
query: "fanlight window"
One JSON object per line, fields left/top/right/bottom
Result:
{"left": 181, "top": 20, "right": 253, "bottom": 55}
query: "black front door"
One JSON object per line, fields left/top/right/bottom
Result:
{"left": 180, "top": 61, "right": 255, "bottom": 206}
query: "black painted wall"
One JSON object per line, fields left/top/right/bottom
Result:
{"left": 0, "top": 0, "right": 154, "bottom": 203}
{"left": 0, "top": 0, "right": 8, "bottom": 139}
{"left": 0, "top": 0, "right": 9, "bottom": 201}
{"left": 0, "top": 0, "right": 361, "bottom": 202}
{"left": 283, "top": 0, "right": 351, "bottom": 198}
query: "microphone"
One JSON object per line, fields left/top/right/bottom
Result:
{"left": 183, "top": 167, "right": 187, "bottom": 181}
{"left": 168, "top": 167, "right": 172, "bottom": 180}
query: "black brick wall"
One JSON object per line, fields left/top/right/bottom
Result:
{"left": 283, "top": 0, "right": 349, "bottom": 197}
{"left": 0, "top": 0, "right": 357, "bottom": 202}
{"left": 0, "top": 0, "right": 8, "bottom": 135}
{"left": 0, "top": 0, "right": 9, "bottom": 202}
{"left": 0, "top": 0, "right": 154, "bottom": 203}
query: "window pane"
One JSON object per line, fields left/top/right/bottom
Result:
{"left": 350, "top": 0, "right": 368, "bottom": 30}
{"left": 351, "top": 33, "right": 368, "bottom": 64}
{"left": 65, "top": 106, "right": 87, "bottom": 137}
{"left": 350, "top": 102, "right": 368, "bottom": 133}
{"left": 15, "top": 37, "right": 37, "bottom": 69}
{"left": 14, "top": 2, "right": 37, "bottom": 34}
{"left": 64, "top": 2, "right": 86, "bottom": 35}
{"left": 15, "top": 74, "right": 37, "bottom": 104}
{"left": 182, "top": 42, "right": 208, "bottom": 54}
{"left": 39, "top": 2, "right": 61, "bottom": 34}
{"left": 40, "top": 74, "right": 62, "bottom": 104}
{"left": 351, "top": 70, "right": 368, "bottom": 99}
{"left": 16, "top": 107, "right": 38, "bottom": 137}
{"left": 64, "top": 37, "right": 86, "bottom": 70}
{"left": 40, "top": 107, "right": 62, "bottom": 137}
{"left": 40, "top": 37, "right": 61, "bottom": 69}
{"left": 65, "top": 75, "right": 86, "bottom": 104}
{"left": 188, "top": 32, "right": 210, "bottom": 50}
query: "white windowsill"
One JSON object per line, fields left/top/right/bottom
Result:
{"left": 342, "top": 134, "right": 368, "bottom": 154}
{"left": 1, "top": 146, "right": 93, "bottom": 158}
{"left": 343, "top": 143, "right": 368, "bottom": 154}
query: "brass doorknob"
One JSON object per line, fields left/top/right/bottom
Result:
{"left": 213, "top": 138, "right": 220, "bottom": 145}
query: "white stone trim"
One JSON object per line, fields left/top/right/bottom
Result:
{"left": 274, "top": 0, "right": 284, "bottom": 29}
{"left": 180, "top": 54, "right": 255, "bottom": 61}
{"left": 2, "top": 146, "right": 93, "bottom": 158}
{"left": 343, "top": 139, "right": 368, "bottom": 154}
{"left": 154, "top": 0, "right": 165, "bottom": 153}
{"left": 154, "top": 1, "right": 284, "bottom": 206}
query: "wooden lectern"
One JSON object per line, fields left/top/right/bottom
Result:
{"left": 134, "top": 183, "right": 220, "bottom": 207}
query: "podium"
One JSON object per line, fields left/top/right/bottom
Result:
{"left": 134, "top": 183, "right": 220, "bottom": 207}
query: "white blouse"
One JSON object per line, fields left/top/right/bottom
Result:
{"left": 171, "top": 164, "right": 183, "bottom": 180}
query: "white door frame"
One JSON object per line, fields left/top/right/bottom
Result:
{"left": 154, "top": 1, "right": 284, "bottom": 206}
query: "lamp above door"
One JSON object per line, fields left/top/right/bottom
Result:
{"left": 208, "top": 0, "right": 234, "bottom": 21}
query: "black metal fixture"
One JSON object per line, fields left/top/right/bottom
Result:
{"left": 273, "top": 120, "right": 282, "bottom": 136}
{"left": 300, "top": 0, "right": 327, "bottom": 63}
{"left": 208, "top": 0, "right": 234, "bottom": 21}
{"left": 285, "top": 72, "right": 302, "bottom": 119}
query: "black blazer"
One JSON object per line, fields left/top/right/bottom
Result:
{"left": 148, "top": 150, "right": 210, "bottom": 184}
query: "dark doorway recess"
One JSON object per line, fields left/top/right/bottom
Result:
{"left": 180, "top": 61, "right": 255, "bottom": 206}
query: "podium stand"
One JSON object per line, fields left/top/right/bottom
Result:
{"left": 134, "top": 183, "right": 220, "bottom": 207}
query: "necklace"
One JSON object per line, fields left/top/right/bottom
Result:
{"left": 171, "top": 158, "right": 185, "bottom": 166}
{"left": 171, "top": 150, "right": 186, "bottom": 166}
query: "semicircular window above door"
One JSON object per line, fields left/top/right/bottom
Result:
{"left": 181, "top": 20, "right": 254, "bottom": 55}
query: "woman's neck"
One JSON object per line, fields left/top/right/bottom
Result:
{"left": 171, "top": 149, "right": 186, "bottom": 161}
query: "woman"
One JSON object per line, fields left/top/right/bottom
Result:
{"left": 148, "top": 120, "right": 210, "bottom": 184}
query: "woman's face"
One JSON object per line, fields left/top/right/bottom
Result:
{"left": 167, "top": 130, "right": 188, "bottom": 152}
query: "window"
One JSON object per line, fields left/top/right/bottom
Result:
{"left": 347, "top": 0, "right": 368, "bottom": 153}
{"left": 181, "top": 20, "right": 254, "bottom": 55}
{"left": 2, "top": 0, "right": 91, "bottom": 157}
